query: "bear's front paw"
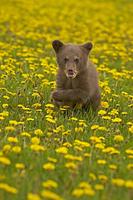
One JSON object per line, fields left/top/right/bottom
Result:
{"left": 52, "top": 99, "right": 65, "bottom": 107}
{"left": 51, "top": 90, "right": 61, "bottom": 101}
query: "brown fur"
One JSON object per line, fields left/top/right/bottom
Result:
{"left": 51, "top": 40, "right": 100, "bottom": 111}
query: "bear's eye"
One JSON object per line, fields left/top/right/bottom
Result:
{"left": 74, "top": 57, "right": 79, "bottom": 63}
{"left": 64, "top": 57, "right": 69, "bottom": 63}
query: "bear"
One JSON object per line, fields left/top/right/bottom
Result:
{"left": 51, "top": 40, "right": 100, "bottom": 111}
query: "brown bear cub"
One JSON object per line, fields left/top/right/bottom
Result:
{"left": 51, "top": 40, "right": 100, "bottom": 111}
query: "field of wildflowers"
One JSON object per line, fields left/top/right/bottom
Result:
{"left": 0, "top": 0, "right": 133, "bottom": 199}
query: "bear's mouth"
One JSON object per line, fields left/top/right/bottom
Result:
{"left": 65, "top": 69, "right": 78, "bottom": 79}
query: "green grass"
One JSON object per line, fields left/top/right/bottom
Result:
{"left": 0, "top": 0, "right": 133, "bottom": 200}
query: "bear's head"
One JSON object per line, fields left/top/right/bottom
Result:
{"left": 52, "top": 40, "right": 93, "bottom": 79}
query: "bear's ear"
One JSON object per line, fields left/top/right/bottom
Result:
{"left": 81, "top": 42, "right": 93, "bottom": 53}
{"left": 52, "top": 40, "right": 64, "bottom": 53}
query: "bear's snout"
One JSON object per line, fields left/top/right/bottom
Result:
{"left": 68, "top": 69, "right": 74, "bottom": 75}
{"left": 65, "top": 67, "right": 78, "bottom": 79}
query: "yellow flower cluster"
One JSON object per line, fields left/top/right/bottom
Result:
{"left": 0, "top": 0, "right": 132, "bottom": 199}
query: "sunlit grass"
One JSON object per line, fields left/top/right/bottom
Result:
{"left": 0, "top": 0, "right": 133, "bottom": 200}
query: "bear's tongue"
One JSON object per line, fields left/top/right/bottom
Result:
{"left": 68, "top": 70, "right": 74, "bottom": 76}
{"left": 68, "top": 71, "right": 73, "bottom": 76}
{"left": 65, "top": 69, "right": 76, "bottom": 79}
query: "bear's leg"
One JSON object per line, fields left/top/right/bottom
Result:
{"left": 90, "top": 91, "right": 101, "bottom": 111}
{"left": 52, "top": 89, "right": 89, "bottom": 105}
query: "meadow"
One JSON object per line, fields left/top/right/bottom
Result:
{"left": 0, "top": 0, "right": 133, "bottom": 199}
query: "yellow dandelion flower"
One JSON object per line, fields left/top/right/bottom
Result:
{"left": 98, "top": 126, "right": 107, "bottom": 131}
{"left": 78, "top": 120, "right": 87, "bottom": 127}
{"left": 27, "top": 193, "right": 41, "bottom": 200}
{"left": 127, "top": 155, "right": 133, "bottom": 159}
{"left": 98, "top": 110, "right": 107, "bottom": 115}
{"left": 0, "top": 156, "right": 11, "bottom": 165}
{"left": 15, "top": 163, "right": 25, "bottom": 169}
{"left": 32, "top": 103, "right": 41, "bottom": 109}
{"left": 12, "top": 146, "right": 21, "bottom": 153}
{"left": 102, "top": 147, "right": 120, "bottom": 155}
{"left": 125, "top": 149, "right": 133, "bottom": 155}
{"left": 69, "top": 117, "right": 78, "bottom": 121}
{"left": 97, "top": 159, "right": 107, "bottom": 165}
{"left": 7, "top": 137, "right": 18, "bottom": 143}
{"left": 20, "top": 132, "right": 31, "bottom": 137}
{"left": 0, "top": 183, "right": 18, "bottom": 194}
{"left": 89, "top": 173, "right": 97, "bottom": 181}
{"left": 41, "top": 190, "right": 63, "bottom": 200}
{"left": 109, "top": 109, "right": 118, "bottom": 116}
{"left": 127, "top": 163, "right": 133, "bottom": 170}
{"left": 9, "top": 120, "right": 18, "bottom": 126}
{"left": 102, "top": 116, "right": 111, "bottom": 120}
{"left": 0, "top": 116, "right": 4, "bottom": 120}
{"left": 32, "top": 92, "right": 41, "bottom": 97}
{"left": 72, "top": 188, "right": 84, "bottom": 197}
{"left": 31, "top": 137, "right": 40, "bottom": 144}
{"left": 127, "top": 122, "right": 133, "bottom": 126}
{"left": 110, "top": 149, "right": 120, "bottom": 155}
{"left": 109, "top": 164, "right": 117, "bottom": 170}
{"left": 125, "top": 180, "right": 133, "bottom": 188}
{"left": 63, "top": 142, "right": 72, "bottom": 148}
{"left": 95, "top": 143, "right": 105, "bottom": 149}
{"left": 121, "top": 112, "right": 128, "bottom": 115}
{"left": 48, "top": 157, "right": 57, "bottom": 163}
{"left": 56, "top": 147, "right": 68, "bottom": 154}
{"left": 72, "top": 187, "right": 95, "bottom": 197}
{"left": 65, "top": 154, "right": 83, "bottom": 161}
{"left": 30, "top": 144, "right": 45, "bottom": 152}
{"left": 2, "top": 103, "right": 8, "bottom": 109}
{"left": 46, "top": 117, "right": 56, "bottom": 124}
{"left": 34, "top": 129, "right": 43, "bottom": 136}
{"left": 90, "top": 136, "right": 101, "bottom": 143}
{"left": 91, "top": 124, "right": 99, "bottom": 130}
{"left": 0, "top": 111, "right": 9, "bottom": 117}
{"left": 74, "top": 146, "right": 83, "bottom": 151}
{"left": 101, "top": 101, "right": 109, "bottom": 108}
{"left": 5, "top": 126, "right": 16, "bottom": 132}
{"left": 112, "top": 178, "right": 125, "bottom": 187}
{"left": 3, "top": 144, "right": 11, "bottom": 152}
{"left": 114, "top": 135, "right": 124, "bottom": 142}
{"left": 3, "top": 95, "right": 9, "bottom": 99}
{"left": 83, "top": 188, "right": 95, "bottom": 196}
{"left": 84, "top": 153, "right": 90, "bottom": 157}
{"left": 43, "top": 163, "right": 55, "bottom": 171}
{"left": 74, "top": 140, "right": 90, "bottom": 148}
{"left": 42, "top": 180, "right": 58, "bottom": 188}
{"left": 112, "top": 118, "right": 122, "bottom": 123}
{"left": 98, "top": 175, "right": 108, "bottom": 182}
{"left": 27, "top": 118, "right": 34, "bottom": 121}
{"left": 79, "top": 182, "right": 91, "bottom": 189}
{"left": 45, "top": 103, "right": 54, "bottom": 108}
{"left": 75, "top": 127, "right": 84, "bottom": 132}
{"left": 95, "top": 184, "right": 104, "bottom": 190}
{"left": 65, "top": 162, "right": 77, "bottom": 170}
{"left": 129, "top": 125, "right": 133, "bottom": 133}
